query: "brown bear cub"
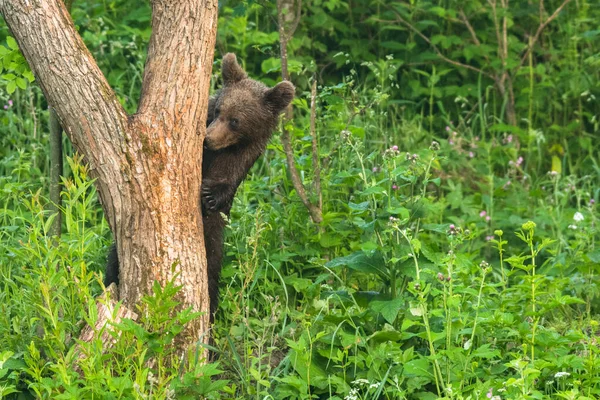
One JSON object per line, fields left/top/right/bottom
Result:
{"left": 104, "top": 53, "right": 295, "bottom": 321}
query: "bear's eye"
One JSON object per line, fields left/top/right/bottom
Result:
{"left": 214, "top": 107, "right": 221, "bottom": 117}
{"left": 229, "top": 118, "right": 239, "bottom": 129}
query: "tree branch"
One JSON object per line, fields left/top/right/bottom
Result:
{"left": 517, "top": 0, "right": 572, "bottom": 70}
{"left": 277, "top": 0, "right": 322, "bottom": 224}
{"left": 459, "top": 10, "right": 481, "bottom": 47}
{"left": 388, "top": 6, "right": 494, "bottom": 79}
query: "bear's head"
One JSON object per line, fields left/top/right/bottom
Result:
{"left": 204, "top": 53, "right": 295, "bottom": 151}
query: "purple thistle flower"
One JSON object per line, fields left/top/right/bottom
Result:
{"left": 8, "top": 99, "right": 13, "bottom": 106}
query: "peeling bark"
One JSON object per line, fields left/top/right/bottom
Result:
{"left": 1, "top": 0, "right": 218, "bottom": 351}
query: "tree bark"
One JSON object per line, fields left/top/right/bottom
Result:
{"left": 1, "top": 0, "right": 218, "bottom": 350}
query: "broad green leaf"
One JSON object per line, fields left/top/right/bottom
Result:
{"left": 6, "top": 36, "right": 18, "bottom": 50}
{"left": 403, "top": 357, "right": 432, "bottom": 377}
{"left": 325, "top": 251, "right": 388, "bottom": 278}
{"left": 369, "top": 297, "right": 404, "bottom": 324}
{"left": 6, "top": 80, "right": 16, "bottom": 94}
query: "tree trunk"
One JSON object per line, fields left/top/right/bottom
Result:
{"left": 1, "top": 0, "right": 218, "bottom": 350}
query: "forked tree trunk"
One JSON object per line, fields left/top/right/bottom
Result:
{"left": 1, "top": 0, "right": 218, "bottom": 350}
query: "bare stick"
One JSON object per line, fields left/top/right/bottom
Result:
{"left": 309, "top": 78, "right": 322, "bottom": 211}
{"left": 517, "top": 0, "right": 573, "bottom": 70}
{"left": 277, "top": 0, "right": 322, "bottom": 224}
{"left": 459, "top": 10, "right": 481, "bottom": 47}
{"left": 388, "top": 6, "right": 494, "bottom": 79}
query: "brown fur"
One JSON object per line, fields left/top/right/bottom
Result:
{"left": 105, "top": 53, "right": 295, "bottom": 322}
{"left": 202, "top": 53, "right": 294, "bottom": 319}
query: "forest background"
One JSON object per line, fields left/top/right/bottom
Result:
{"left": 0, "top": 0, "right": 599, "bottom": 398}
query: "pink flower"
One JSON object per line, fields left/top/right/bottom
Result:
{"left": 3, "top": 105, "right": 7, "bottom": 110}
{"left": 372, "top": 167, "right": 379, "bottom": 173}
{"left": 445, "top": 126, "right": 451, "bottom": 132}
{"left": 479, "top": 211, "right": 487, "bottom": 217}
{"left": 469, "top": 151, "right": 474, "bottom": 158}
{"left": 485, "top": 216, "right": 491, "bottom": 222}
{"left": 392, "top": 184, "right": 398, "bottom": 190}
{"left": 486, "top": 235, "right": 494, "bottom": 241}
{"left": 517, "top": 156, "right": 523, "bottom": 166}
{"left": 8, "top": 100, "right": 13, "bottom": 106}
{"left": 590, "top": 199, "right": 596, "bottom": 206}
{"left": 449, "top": 139, "right": 454, "bottom": 145}
{"left": 392, "top": 145, "right": 398, "bottom": 151}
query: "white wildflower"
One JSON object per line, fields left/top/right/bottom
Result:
{"left": 573, "top": 212, "right": 584, "bottom": 222}
{"left": 344, "top": 387, "right": 359, "bottom": 400}
{"left": 554, "top": 371, "right": 570, "bottom": 378}
{"left": 568, "top": 224, "right": 578, "bottom": 230}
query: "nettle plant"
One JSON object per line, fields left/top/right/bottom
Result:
{"left": 226, "top": 119, "right": 598, "bottom": 398}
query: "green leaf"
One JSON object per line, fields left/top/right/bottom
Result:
{"left": 6, "top": 80, "right": 16, "bottom": 94}
{"left": 369, "top": 297, "right": 404, "bottom": 324}
{"left": 403, "top": 357, "right": 432, "bottom": 378}
{"left": 319, "top": 232, "right": 343, "bottom": 248}
{"left": 411, "top": 238, "right": 421, "bottom": 254}
{"left": 325, "top": 251, "right": 388, "bottom": 278}
{"left": 16, "top": 77, "right": 27, "bottom": 90}
{"left": 23, "top": 70, "right": 35, "bottom": 82}
{"left": 587, "top": 249, "right": 600, "bottom": 263}
{"left": 472, "top": 344, "right": 501, "bottom": 359}
{"left": 6, "top": 36, "right": 18, "bottom": 50}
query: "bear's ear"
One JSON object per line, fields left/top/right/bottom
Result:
{"left": 221, "top": 53, "right": 247, "bottom": 85}
{"left": 264, "top": 81, "right": 295, "bottom": 114}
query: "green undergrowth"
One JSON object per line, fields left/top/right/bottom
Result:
{"left": 1, "top": 0, "right": 600, "bottom": 398}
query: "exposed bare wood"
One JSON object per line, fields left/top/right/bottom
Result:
{"left": 76, "top": 284, "right": 138, "bottom": 354}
